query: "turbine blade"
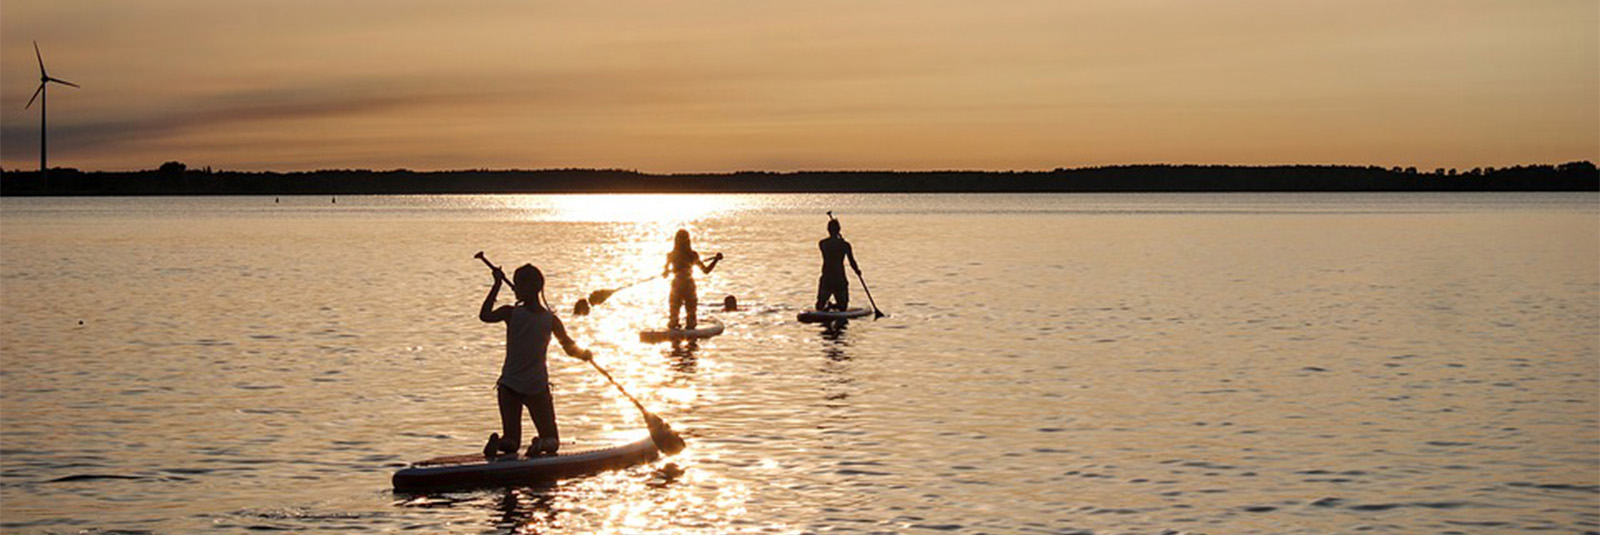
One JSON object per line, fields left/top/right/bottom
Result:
{"left": 47, "top": 77, "right": 79, "bottom": 88}
{"left": 26, "top": 84, "right": 43, "bottom": 110}
{"left": 34, "top": 41, "right": 47, "bottom": 77}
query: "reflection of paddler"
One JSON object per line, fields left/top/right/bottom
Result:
{"left": 662, "top": 229, "right": 723, "bottom": 330}
{"left": 816, "top": 214, "right": 861, "bottom": 311}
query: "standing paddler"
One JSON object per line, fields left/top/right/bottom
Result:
{"left": 663, "top": 229, "right": 723, "bottom": 330}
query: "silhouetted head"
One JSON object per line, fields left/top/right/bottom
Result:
{"left": 827, "top": 219, "right": 841, "bottom": 237}
{"left": 673, "top": 229, "right": 692, "bottom": 251}
{"left": 723, "top": 294, "right": 739, "bottom": 312}
{"left": 513, "top": 264, "right": 544, "bottom": 306}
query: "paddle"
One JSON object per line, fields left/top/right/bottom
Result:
{"left": 474, "top": 252, "right": 687, "bottom": 455}
{"left": 585, "top": 358, "right": 687, "bottom": 455}
{"left": 573, "top": 275, "right": 656, "bottom": 316}
{"left": 855, "top": 270, "right": 887, "bottom": 319}
{"left": 473, "top": 252, "right": 505, "bottom": 285}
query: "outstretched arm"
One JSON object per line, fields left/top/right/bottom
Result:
{"left": 550, "top": 316, "right": 593, "bottom": 360}
{"left": 701, "top": 252, "right": 724, "bottom": 274}
{"left": 846, "top": 244, "right": 861, "bottom": 275}
{"left": 479, "top": 269, "right": 513, "bottom": 323}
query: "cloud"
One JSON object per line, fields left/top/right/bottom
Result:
{"left": 13, "top": 85, "right": 423, "bottom": 145}
{"left": 3, "top": 0, "right": 1594, "bottom": 171}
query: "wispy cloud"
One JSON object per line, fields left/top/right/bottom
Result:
{"left": 3, "top": 0, "right": 1594, "bottom": 171}
{"left": 2, "top": 82, "right": 450, "bottom": 168}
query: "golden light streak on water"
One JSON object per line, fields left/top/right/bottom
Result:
{"left": 514, "top": 194, "right": 754, "bottom": 223}
{"left": 505, "top": 196, "right": 756, "bottom": 534}
{"left": 3, "top": 194, "right": 1595, "bottom": 534}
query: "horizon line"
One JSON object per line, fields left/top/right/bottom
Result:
{"left": 5, "top": 160, "right": 1595, "bottom": 176}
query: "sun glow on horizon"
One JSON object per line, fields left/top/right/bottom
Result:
{"left": 2, "top": 1, "right": 1594, "bottom": 172}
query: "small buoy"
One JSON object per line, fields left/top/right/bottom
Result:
{"left": 78, "top": 320, "right": 84, "bottom": 325}
{"left": 723, "top": 295, "right": 739, "bottom": 312}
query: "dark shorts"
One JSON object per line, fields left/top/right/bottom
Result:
{"left": 816, "top": 275, "right": 850, "bottom": 310}
{"left": 497, "top": 383, "right": 557, "bottom": 443}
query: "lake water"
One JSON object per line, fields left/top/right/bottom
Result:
{"left": 1, "top": 193, "right": 1596, "bottom": 534}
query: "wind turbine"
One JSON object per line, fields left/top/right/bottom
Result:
{"left": 25, "top": 41, "right": 79, "bottom": 175}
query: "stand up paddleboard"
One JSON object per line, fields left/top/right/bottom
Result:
{"left": 639, "top": 318, "right": 724, "bottom": 343}
{"left": 797, "top": 308, "right": 872, "bottom": 323}
{"left": 392, "top": 435, "right": 659, "bottom": 492}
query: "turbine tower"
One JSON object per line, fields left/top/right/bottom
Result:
{"left": 25, "top": 41, "right": 79, "bottom": 175}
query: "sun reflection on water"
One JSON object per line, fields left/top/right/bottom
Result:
{"left": 466, "top": 445, "right": 764, "bottom": 534}
{"left": 385, "top": 194, "right": 769, "bottom": 533}
{"left": 517, "top": 194, "right": 753, "bottom": 224}
{"left": 477, "top": 196, "right": 758, "bottom": 533}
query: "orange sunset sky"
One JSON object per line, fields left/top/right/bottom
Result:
{"left": 2, "top": 0, "right": 1596, "bottom": 173}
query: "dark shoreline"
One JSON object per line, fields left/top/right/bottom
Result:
{"left": 2, "top": 163, "right": 1595, "bottom": 196}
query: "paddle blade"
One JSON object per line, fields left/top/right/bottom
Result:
{"left": 873, "top": 309, "right": 887, "bottom": 319}
{"left": 588, "top": 288, "right": 617, "bottom": 305}
{"left": 645, "top": 414, "right": 686, "bottom": 455}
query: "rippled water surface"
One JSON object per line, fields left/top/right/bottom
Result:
{"left": 2, "top": 193, "right": 1596, "bottom": 534}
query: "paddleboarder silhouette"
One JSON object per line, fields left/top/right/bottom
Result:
{"left": 816, "top": 212, "right": 862, "bottom": 311}
{"left": 663, "top": 229, "right": 723, "bottom": 330}
{"left": 478, "top": 262, "right": 593, "bottom": 458}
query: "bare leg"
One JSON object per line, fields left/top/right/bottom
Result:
{"left": 685, "top": 293, "right": 698, "bottom": 330}
{"left": 669, "top": 292, "right": 683, "bottom": 330}
{"left": 525, "top": 390, "right": 559, "bottom": 456}
{"left": 495, "top": 385, "right": 523, "bottom": 455}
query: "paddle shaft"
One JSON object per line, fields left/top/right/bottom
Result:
{"left": 854, "top": 270, "right": 886, "bottom": 318}
{"left": 618, "top": 275, "right": 657, "bottom": 290}
{"left": 587, "top": 359, "right": 653, "bottom": 416}
{"left": 590, "top": 275, "right": 657, "bottom": 301}
{"left": 475, "top": 253, "right": 515, "bottom": 291}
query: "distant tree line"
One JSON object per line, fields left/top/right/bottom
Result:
{"left": 1, "top": 161, "right": 1595, "bottom": 196}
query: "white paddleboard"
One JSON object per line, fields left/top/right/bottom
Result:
{"left": 640, "top": 318, "right": 724, "bottom": 342}
{"left": 393, "top": 435, "right": 659, "bottom": 492}
{"left": 797, "top": 308, "right": 873, "bottom": 323}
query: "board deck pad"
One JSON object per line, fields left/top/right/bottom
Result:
{"left": 797, "top": 308, "right": 872, "bottom": 323}
{"left": 639, "top": 318, "right": 724, "bottom": 342}
{"left": 393, "top": 435, "right": 659, "bottom": 491}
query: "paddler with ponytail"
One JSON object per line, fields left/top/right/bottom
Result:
{"left": 478, "top": 263, "right": 593, "bottom": 458}
{"left": 663, "top": 229, "right": 724, "bottom": 330}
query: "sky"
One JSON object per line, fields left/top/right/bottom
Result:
{"left": 1, "top": 0, "right": 1596, "bottom": 173}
